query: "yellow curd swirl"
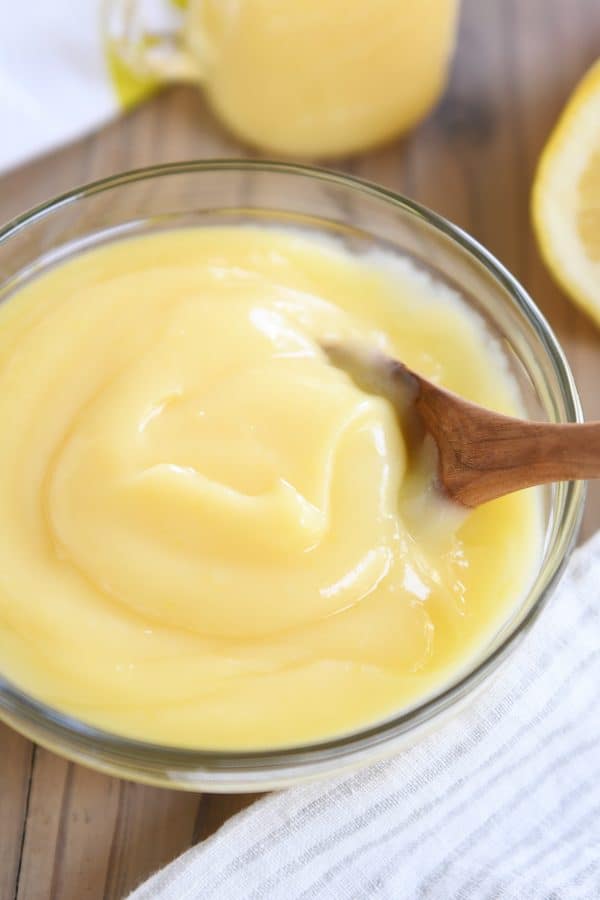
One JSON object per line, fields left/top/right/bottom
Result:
{"left": 0, "top": 227, "right": 542, "bottom": 748}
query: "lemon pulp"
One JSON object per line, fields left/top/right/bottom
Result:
{"left": 532, "top": 59, "right": 600, "bottom": 324}
{"left": 577, "top": 149, "right": 600, "bottom": 262}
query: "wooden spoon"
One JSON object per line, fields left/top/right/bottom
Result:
{"left": 324, "top": 342, "right": 600, "bottom": 508}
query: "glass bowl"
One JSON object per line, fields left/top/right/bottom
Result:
{"left": 0, "top": 161, "right": 585, "bottom": 791}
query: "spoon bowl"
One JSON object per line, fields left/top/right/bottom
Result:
{"left": 325, "top": 342, "right": 600, "bottom": 508}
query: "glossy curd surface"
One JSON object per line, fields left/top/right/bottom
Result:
{"left": 0, "top": 227, "right": 541, "bottom": 748}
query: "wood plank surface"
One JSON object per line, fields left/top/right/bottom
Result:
{"left": 1, "top": 1, "right": 599, "bottom": 897}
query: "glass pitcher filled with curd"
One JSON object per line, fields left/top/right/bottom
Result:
{"left": 104, "top": 0, "right": 460, "bottom": 158}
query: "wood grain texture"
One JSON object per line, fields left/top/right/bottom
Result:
{"left": 0, "top": 1, "right": 599, "bottom": 897}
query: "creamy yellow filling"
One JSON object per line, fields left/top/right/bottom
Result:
{"left": 0, "top": 227, "right": 542, "bottom": 748}
{"left": 189, "top": 0, "right": 459, "bottom": 157}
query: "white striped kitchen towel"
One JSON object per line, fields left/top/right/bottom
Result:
{"left": 128, "top": 530, "right": 600, "bottom": 900}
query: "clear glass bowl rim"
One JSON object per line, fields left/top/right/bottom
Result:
{"left": 0, "top": 159, "right": 586, "bottom": 782}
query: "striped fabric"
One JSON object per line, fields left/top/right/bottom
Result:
{"left": 129, "top": 532, "right": 600, "bottom": 900}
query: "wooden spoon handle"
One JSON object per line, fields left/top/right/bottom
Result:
{"left": 421, "top": 389, "right": 599, "bottom": 507}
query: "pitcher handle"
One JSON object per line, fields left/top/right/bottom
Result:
{"left": 102, "top": 0, "right": 204, "bottom": 83}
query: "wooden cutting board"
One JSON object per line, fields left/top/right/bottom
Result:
{"left": 1, "top": 1, "right": 599, "bottom": 896}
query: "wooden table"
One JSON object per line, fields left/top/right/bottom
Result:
{"left": 1, "top": 1, "right": 599, "bottom": 897}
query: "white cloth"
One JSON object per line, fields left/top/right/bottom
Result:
{"left": 0, "top": 1, "right": 118, "bottom": 175}
{"left": 128, "top": 531, "right": 600, "bottom": 900}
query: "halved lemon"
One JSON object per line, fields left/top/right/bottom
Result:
{"left": 532, "top": 59, "right": 600, "bottom": 325}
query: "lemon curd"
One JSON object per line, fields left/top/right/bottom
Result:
{"left": 188, "top": 0, "right": 460, "bottom": 157}
{"left": 0, "top": 227, "right": 541, "bottom": 749}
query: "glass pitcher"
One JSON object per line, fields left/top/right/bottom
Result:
{"left": 104, "top": 0, "right": 460, "bottom": 159}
